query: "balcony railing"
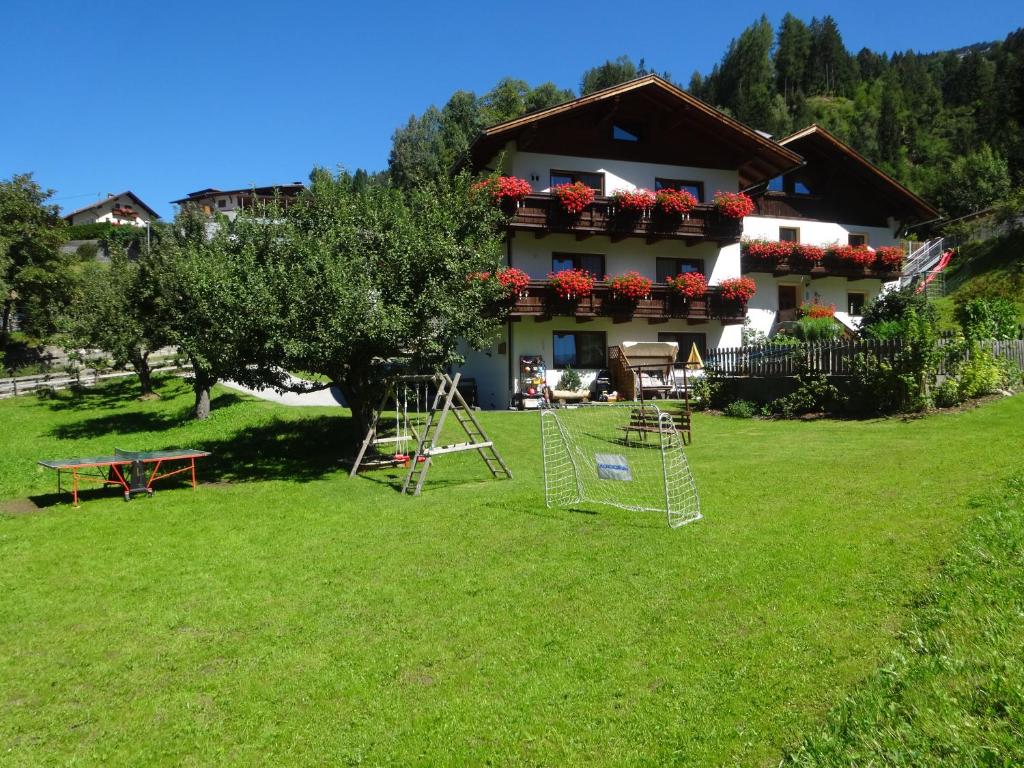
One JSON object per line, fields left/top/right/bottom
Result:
{"left": 507, "top": 281, "right": 747, "bottom": 325}
{"left": 507, "top": 194, "right": 743, "bottom": 244}
{"left": 741, "top": 253, "right": 902, "bottom": 281}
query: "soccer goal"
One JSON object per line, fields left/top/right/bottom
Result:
{"left": 540, "top": 403, "right": 701, "bottom": 528}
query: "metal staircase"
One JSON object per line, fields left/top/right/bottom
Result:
{"left": 900, "top": 237, "right": 947, "bottom": 290}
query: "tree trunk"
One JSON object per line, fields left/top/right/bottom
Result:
{"left": 1, "top": 300, "right": 11, "bottom": 337}
{"left": 336, "top": 379, "right": 375, "bottom": 439}
{"left": 193, "top": 368, "right": 214, "bottom": 420}
{"left": 132, "top": 350, "right": 154, "bottom": 397}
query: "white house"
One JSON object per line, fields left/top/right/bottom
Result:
{"left": 455, "top": 77, "right": 939, "bottom": 410}
{"left": 171, "top": 183, "right": 304, "bottom": 220}
{"left": 63, "top": 191, "right": 160, "bottom": 228}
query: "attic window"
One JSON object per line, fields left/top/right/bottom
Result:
{"left": 612, "top": 124, "right": 641, "bottom": 142}
{"left": 793, "top": 180, "right": 812, "bottom": 195}
{"left": 767, "top": 176, "right": 784, "bottom": 192}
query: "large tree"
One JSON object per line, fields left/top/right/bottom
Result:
{"left": 0, "top": 173, "right": 71, "bottom": 338}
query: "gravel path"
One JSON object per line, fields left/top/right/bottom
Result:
{"left": 220, "top": 373, "right": 347, "bottom": 407}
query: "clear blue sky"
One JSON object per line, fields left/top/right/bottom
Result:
{"left": 2, "top": 0, "right": 1020, "bottom": 219}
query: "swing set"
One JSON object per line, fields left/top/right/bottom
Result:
{"left": 348, "top": 376, "right": 432, "bottom": 473}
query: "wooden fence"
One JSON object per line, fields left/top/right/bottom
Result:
{"left": 707, "top": 338, "right": 1024, "bottom": 378}
{"left": 0, "top": 365, "right": 189, "bottom": 399}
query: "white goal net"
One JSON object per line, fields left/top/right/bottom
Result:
{"left": 540, "top": 403, "right": 701, "bottom": 528}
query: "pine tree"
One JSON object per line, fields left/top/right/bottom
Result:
{"left": 775, "top": 13, "right": 812, "bottom": 106}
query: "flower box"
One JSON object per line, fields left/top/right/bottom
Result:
{"left": 656, "top": 188, "right": 698, "bottom": 216}
{"left": 608, "top": 271, "right": 653, "bottom": 301}
{"left": 712, "top": 191, "right": 755, "bottom": 219}
{"left": 552, "top": 182, "right": 595, "bottom": 215}
{"left": 548, "top": 268, "right": 596, "bottom": 300}
{"left": 610, "top": 188, "right": 656, "bottom": 214}
{"left": 665, "top": 271, "right": 708, "bottom": 300}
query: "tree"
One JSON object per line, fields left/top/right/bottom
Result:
{"left": 580, "top": 56, "right": 640, "bottom": 95}
{"left": 775, "top": 13, "right": 812, "bottom": 105}
{"left": 270, "top": 169, "right": 508, "bottom": 433}
{"left": 0, "top": 173, "right": 71, "bottom": 339}
{"left": 932, "top": 144, "right": 1012, "bottom": 217}
{"left": 151, "top": 208, "right": 285, "bottom": 419}
{"left": 805, "top": 16, "right": 856, "bottom": 96}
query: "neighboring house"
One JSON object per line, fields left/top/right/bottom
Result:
{"left": 742, "top": 125, "right": 939, "bottom": 334}
{"left": 171, "top": 183, "right": 304, "bottom": 220}
{"left": 63, "top": 191, "right": 160, "bottom": 228}
{"left": 455, "top": 76, "right": 939, "bottom": 409}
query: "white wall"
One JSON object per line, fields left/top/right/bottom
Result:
{"left": 69, "top": 194, "right": 151, "bottom": 227}
{"left": 743, "top": 215, "right": 898, "bottom": 248}
{"left": 745, "top": 273, "right": 884, "bottom": 336}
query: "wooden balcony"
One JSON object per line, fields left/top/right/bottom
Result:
{"left": 507, "top": 281, "right": 746, "bottom": 325}
{"left": 507, "top": 194, "right": 743, "bottom": 245}
{"left": 741, "top": 254, "right": 901, "bottom": 281}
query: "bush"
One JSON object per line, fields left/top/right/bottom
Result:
{"left": 690, "top": 375, "right": 716, "bottom": 410}
{"left": 556, "top": 366, "right": 582, "bottom": 391}
{"left": 955, "top": 297, "right": 1020, "bottom": 341}
{"left": 766, "top": 373, "right": 840, "bottom": 418}
{"left": 957, "top": 349, "right": 1006, "bottom": 398}
{"left": 793, "top": 316, "right": 840, "bottom": 341}
{"left": 723, "top": 399, "right": 756, "bottom": 418}
{"left": 933, "top": 378, "right": 965, "bottom": 408}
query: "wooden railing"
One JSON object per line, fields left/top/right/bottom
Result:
{"left": 508, "top": 281, "right": 747, "bottom": 325}
{"left": 741, "top": 254, "right": 902, "bottom": 281}
{"left": 508, "top": 194, "right": 743, "bottom": 243}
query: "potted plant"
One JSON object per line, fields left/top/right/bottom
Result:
{"left": 665, "top": 271, "right": 708, "bottom": 300}
{"left": 829, "top": 244, "right": 875, "bottom": 269}
{"left": 717, "top": 276, "right": 757, "bottom": 307}
{"left": 472, "top": 176, "right": 532, "bottom": 206}
{"left": 712, "top": 191, "right": 755, "bottom": 219}
{"left": 875, "top": 246, "right": 903, "bottom": 271}
{"left": 798, "top": 300, "right": 836, "bottom": 318}
{"left": 742, "top": 238, "right": 793, "bottom": 268}
{"left": 610, "top": 188, "right": 656, "bottom": 216}
{"left": 791, "top": 243, "right": 825, "bottom": 271}
{"left": 552, "top": 182, "right": 595, "bottom": 215}
{"left": 550, "top": 366, "right": 590, "bottom": 403}
{"left": 608, "top": 271, "right": 652, "bottom": 302}
{"left": 655, "top": 188, "right": 698, "bottom": 216}
{"left": 496, "top": 267, "right": 531, "bottom": 298}
{"left": 548, "top": 268, "right": 596, "bottom": 301}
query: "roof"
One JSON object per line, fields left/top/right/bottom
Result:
{"left": 468, "top": 75, "right": 804, "bottom": 188}
{"left": 772, "top": 124, "right": 939, "bottom": 222}
{"left": 171, "top": 183, "right": 305, "bottom": 205}
{"left": 63, "top": 191, "right": 161, "bottom": 221}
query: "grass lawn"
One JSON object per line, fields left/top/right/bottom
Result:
{"left": 1, "top": 377, "right": 1022, "bottom": 766}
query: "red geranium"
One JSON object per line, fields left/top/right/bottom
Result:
{"left": 875, "top": 246, "right": 903, "bottom": 270}
{"left": 548, "top": 268, "right": 595, "bottom": 299}
{"left": 552, "top": 182, "right": 595, "bottom": 214}
{"left": 830, "top": 244, "right": 875, "bottom": 267}
{"left": 472, "top": 176, "right": 532, "bottom": 203}
{"left": 665, "top": 271, "right": 708, "bottom": 299}
{"left": 717, "top": 276, "right": 757, "bottom": 303}
{"left": 792, "top": 243, "right": 825, "bottom": 265}
{"left": 496, "top": 267, "right": 530, "bottom": 295}
{"left": 743, "top": 239, "right": 794, "bottom": 261}
{"left": 712, "top": 191, "right": 755, "bottom": 219}
{"left": 656, "top": 188, "right": 698, "bottom": 215}
{"left": 799, "top": 301, "right": 836, "bottom": 319}
{"left": 608, "top": 271, "right": 652, "bottom": 300}
{"left": 611, "top": 188, "right": 656, "bottom": 212}
{"left": 466, "top": 270, "right": 492, "bottom": 282}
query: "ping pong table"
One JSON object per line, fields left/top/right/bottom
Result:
{"left": 38, "top": 448, "right": 211, "bottom": 506}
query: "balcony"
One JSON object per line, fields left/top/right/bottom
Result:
{"left": 741, "top": 253, "right": 902, "bottom": 282}
{"left": 507, "top": 281, "right": 747, "bottom": 325}
{"left": 507, "top": 194, "right": 743, "bottom": 245}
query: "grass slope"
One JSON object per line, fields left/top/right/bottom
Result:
{"left": 1, "top": 377, "right": 1022, "bottom": 765}
{"left": 933, "top": 229, "right": 1024, "bottom": 331}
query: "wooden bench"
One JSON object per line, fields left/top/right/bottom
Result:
{"left": 619, "top": 406, "right": 692, "bottom": 446}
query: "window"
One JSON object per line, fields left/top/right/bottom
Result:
{"left": 656, "top": 257, "right": 705, "bottom": 283}
{"left": 655, "top": 177, "right": 704, "bottom": 202}
{"left": 553, "top": 331, "right": 606, "bottom": 369}
{"left": 848, "top": 232, "right": 868, "bottom": 247}
{"left": 658, "top": 332, "right": 708, "bottom": 364}
{"left": 848, "top": 292, "right": 866, "bottom": 316}
{"left": 552, "top": 252, "right": 605, "bottom": 278}
{"left": 550, "top": 170, "right": 604, "bottom": 194}
{"left": 217, "top": 199, "right": 227, "bottom": 209}
{"left": 612, "top": 123, "right": 641, "bottom": 142}
{"left": 779, "top": 227, "right": 800, "bottom": 243}
{"left": 766, "top": 176, "right": 784, "bottom": 192}
{"left": 793, "top": 180, "right": 812, "bottom": 195}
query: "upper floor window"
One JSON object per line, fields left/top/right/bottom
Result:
{"left": 552, "top": 252, "right": 605, "bottom": 278}
{"left": 767, "top": 176, "right": 784, "bottom": 192}
{"left": 656, "top": 257, "right": 705, "bottom": 283}
{"left": 792, "top": 179, "right": 812, "bottom": 195}
{"left": 550, "top": 170, "right": 604, "bottom": 194}
{"left": 612, "top": 123, "right": 641, "bottom": 142}
{"left": 217, "top": 199, "right": 227, "bottom": 209}
{"left": 848, "top": 232, "right": 868, "bottom": 246}
{"left": 655, "top": 178, "right": 704, "bottom": 203}
{"left": 779, "top": 227, "right": 800, "bottom": 243}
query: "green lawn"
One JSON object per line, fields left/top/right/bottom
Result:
{"left": 1, "top": 378, "right": 1022, "bottom": 766}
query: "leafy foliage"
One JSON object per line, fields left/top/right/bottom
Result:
{"left": 556, "top": 366, "right": 582, "bottom": 391}
{"left": 955, "top": 297, "right": 1020, "bottom": 341}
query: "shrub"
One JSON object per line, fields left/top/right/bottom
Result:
{"left": 799, "top": 301, "right": 836, "bottom": 319}
{"left": 933, "top": 378, "right": 965, "bottom": 408}
{"left": 690, "top": 375, "right": 717, "bottom": 410}
{"left": 957, "top": 348, "right": 1006, "bottom": 398}
{"left": 723, "top": 399, "right": 756, "bottom": 418}
{"left": 793, "top": 316, "right": 840, "bottom": 341}
{"left": 766, "top": 373, "right": 840, "bottom": 418}
{"left": 556, "top": 366, "right": 582, "bottom": 391}
{"left": 955, "top": 297, "right": 1020, "bottom": 341}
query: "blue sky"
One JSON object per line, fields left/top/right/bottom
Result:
{"left": 1, "top": 1, "right": 1021, "bottom": 219}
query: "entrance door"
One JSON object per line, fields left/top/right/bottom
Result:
{"left": 778, "top": 285, "right": 798, "bottom": 322}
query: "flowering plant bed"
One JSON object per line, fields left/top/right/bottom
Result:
{"left": 497, "top": 267, "right": 531, "bottom": 296}
{"left": 713, "top": 191, "right": 755, "bottom": 219}
{"left": 656, "top": 188, "right": 698, "bottom": 215}
{"left": 611, "top": 188, "right": 656, "bottom": 213}
{"left": 608, "top": 271, "right": 652, "bottom": 301}
{"left": 874, "top": 246, "right": 903, "bottom": 270}
{"left": 743, "top": 239, "right": 794, "bottom": 262}
{"left": 799, "top": 301, "right": 836, "bottom": 319}
{"left": 717, "top": 276, "right": 757, "bottom": 303}
{"left": 472, "top": 175, "right": 533, "bottom": 203}
{"left": 665, "top": 271, "right": 708, "bottom": 299}
{"left": 548, "top": 268, "right": 595, "bottom": 300}
{"left": 552, "top": 182, "right": 595, "bottom": 215}
{"left": 829, "top": 244, "right": 875, "bottom": 267}
{"left": 792, "top": 243, "right": 825, "bottom": 266}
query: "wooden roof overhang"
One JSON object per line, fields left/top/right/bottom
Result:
{"left": 769, "top": 125, "right": 939, "bottom": 224}
{"left": 467, "top": 76, "right": 803, "bottom": 188}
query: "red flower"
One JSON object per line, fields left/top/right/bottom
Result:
{"left": 743, "top": 239, "right": 794, "bottom": 261}
{"left": 717, "top": 276, "right": 757, "bottom": 303}
{"left": 608, "top": 271, "right": 652, "bottom": 300}
{"left": 875, "top": 246, "right": 903, "bottom": 270}
{"left": 497, "top": 267, "right": 530, "bottom": 295}
{"left": 548, "top": 268, "right": 595, "bottom": 299}
{"left": 552, "top": 182, "right": 595, "bottom": 214}
{"left": 830, "top": 244, "right": 875, "bottom": 267}
{"left": 656, "top": 188, "right": 698, "bottom": 215}
{"left": 792, "top": 243, "right": 825, "bottom": 265}
{"left": 472, "top": 176, "right": 532, "bottom": 203}
{"left": 611, "top": 188, "right": 656, "bottom": 212}
{"left": 712, "top": 191, "right": 755, "bottom": 219}
{"left": 799, "top": 301, "right": 836, "bottom": 318}
{"left": 665, "top": 271, "right": 708, "bottom": 299}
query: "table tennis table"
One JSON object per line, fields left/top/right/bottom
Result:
{"left": 38, "top": 448, "right": 211, "bottom": 506}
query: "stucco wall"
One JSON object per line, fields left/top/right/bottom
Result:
{"left": 69, "top": 194, "right": 151, "bottom": 227}
{"left": 743, "top": 215, "right": 898, "bottom": 248}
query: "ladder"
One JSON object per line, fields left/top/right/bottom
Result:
{"left": 401, "top": 372, "right": 513, "bottom": 496}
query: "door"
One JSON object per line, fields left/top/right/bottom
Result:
{"left": 777, "top": 285, "right": 798, "bottom": 322}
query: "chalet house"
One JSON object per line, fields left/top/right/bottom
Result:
{"left": 455, "top": 76, "right": 938, "bottom": 409}
{"left": 63, "top": 191, "right": 159, "bottom": 228}
{"left": 171, "top": 183, "right": 304, "bottom": 220}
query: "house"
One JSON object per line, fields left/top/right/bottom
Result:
{"left": 455, "top": 76, "right": 939, "bottom": 409}
{"left": 171, "top": 183, "right": 305, "bottom": 220}
{"left": 742, "top": 125, "right": 939, "bottom": 334}
{"left": 63, "top": 191, "right": 160, "bottom": 228}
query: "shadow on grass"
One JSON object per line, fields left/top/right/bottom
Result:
{"left": 50, "top": 411, "right": 182, "bottom": 439}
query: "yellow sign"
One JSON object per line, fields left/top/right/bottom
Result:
{"left": 685, "top": 342, "right": 704, "bottom": 369}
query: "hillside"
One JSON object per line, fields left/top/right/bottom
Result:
{"left": 932, "top": 229, "right": 1024, "bottom": 330}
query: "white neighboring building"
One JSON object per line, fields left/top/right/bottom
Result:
{"left": 171, "top": 183, "right": 304, "bottom": 220}
{"left": 742, "top": 125, "right": 939, "bottom": 335}
{"left": 63, "top": 191, "right": 160, "bottom": 228}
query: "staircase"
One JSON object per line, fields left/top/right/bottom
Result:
{"left": 900, "top": 237, "right": 948, "bottom": 290}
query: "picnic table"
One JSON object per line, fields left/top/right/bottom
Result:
{"left": 38, "top": 448, "right": 211, "bottom": 506}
